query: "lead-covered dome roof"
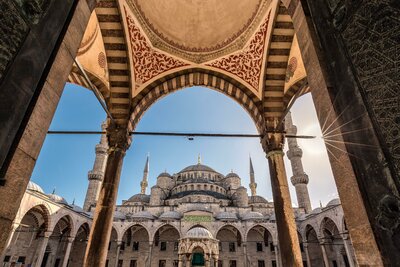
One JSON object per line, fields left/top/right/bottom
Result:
{"left": 215, "top": 212, "right": 238, "bottom": 221}
{"left": 249, "top": 195, "right": 268, "bottom": 204}
{"left": 127, "top": 194, "right": 150, "bottom": 203}
{"left": 27, "top": 181, "right": 45, "bottom": 194}
{"left": 48, "top": 194, "right": 68, "bottom": 205}
{"left": 179, "top": 163, "right": 216, "bottom": 173}
{"left": 186, "top": 227, "right": 213, "bottom": 239}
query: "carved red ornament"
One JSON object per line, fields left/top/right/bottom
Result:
{"left": 125, "top": 10, "right": 189, "bottom": 86}
{"left": 206, "top": 11, "right": 271, "bottom": 91}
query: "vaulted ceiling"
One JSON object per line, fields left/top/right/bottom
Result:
{"left": 69, "top": 0, "right": 308, "bottom": 130}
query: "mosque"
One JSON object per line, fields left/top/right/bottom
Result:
{"left": 0, "top": 115, "right": 355, "bottom": 267}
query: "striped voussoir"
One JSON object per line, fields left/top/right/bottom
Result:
{"left": 283, "top": 77, "right": 309, "bottom": 110}
{"left": 263, "top": 2, "right": 294, "bottom": 125}
{"left": 68, "top": 65, "right": 110, "bottom": 98}
{"left": 96, "top": 0, "right": 131, "bottom": 126}
{"left": 129, "top": 70, "right": 265, "bottom": 133}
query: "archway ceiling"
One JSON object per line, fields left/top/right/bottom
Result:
{"left": 74, "top": 0, "right": 308, "bottom": 127}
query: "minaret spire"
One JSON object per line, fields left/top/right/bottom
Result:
{"left": 249, "top": 156, "right": 257, "bottom": 196}
{"left": 285, "top": 111, "right": 312, "bottom": 213}
{"left": 198, "top": 154, "right": 202, "bottom": 164}
{"left": 83, "top": 120, "right": 109, "bottom": 212}
{"left": 140, "top": 154, "right": 149, "bottom": 194}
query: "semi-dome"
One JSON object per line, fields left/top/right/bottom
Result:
{"left": 225, "top": 172, "right": 239, "bottom": 178}
{"left": 48, "top": 194, "right": 68, "bottom": 205}
{"left": 327, "top": 198, "right": 341, "bottom": 207}
{"left": 242, "top": 211, "right": 265, "bottom": 221}
{"left": 127, "top": 194, "right": 150, "bottom": 203}
{"left": 186, "top": 227, "right": 213, "bottom": 239}
{"left": 27, "top": 181, "right": 45, "bottom": 194}
{"left": 130, "top": 211, "right": 156, "bottom": 220}
{"left": 159, "top": 211, "right": 182, "bottom": 221}
{"left": 249, "top": 195, "right": 268, "bottom": 204}
{"left": 215, "top": 212, "right": 238, "bottom": 221}
{"left": 179, "top": 164, "right": 216, "bottom": 173}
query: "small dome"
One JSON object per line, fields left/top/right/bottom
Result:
{"left": 127, "top": 194, "right": 150, "bottom": 203}
{"left": 158, "top": 172, "right": 172, "bottom": 178}
{"left": 70, "top": 204, "right": 84, "bottom": 213}
{"left": 130, "top": 211, "right": 156, "bottom": 220}
{"left": 225, "top": 172, "right": 239, "bottom": 178}
{"left": 48, "top": 194, "right": 68, "bottom": 205}
{"left": 114, "top": 210, "right": 126, "bottom": 220}
{"left": 215, "top": 212, "right": 238, "bottom": 221}
{"left": 311, "top": 207, "right": 322, "bottom": 214}
{"left": 27, "top": 181, "right": 45, "bottom": 194}
{"left": 327, "top": 198, "right": 341, "bottom": 207}
{"left": 242, "top": 211, "right": 265, "bottom": 221}
{"left": 180, "top": 164, "right": 216, "bottom": 173}
{"left": 159, "top": 211, "right": 182, "bottom": 221}
{"left": 249, "top": 195, "right": 268, "bottom": 204}
{"left": 186, "top": 227, "right": 213, "bottom": 239}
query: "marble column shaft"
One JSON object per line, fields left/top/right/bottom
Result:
{"left": 303, "top": 243, "right": 312, "bottom": 267}
{"left": 320, "top": 242, "right": 330, "bottom": 267}
{"left": 35, "top": 231, "right": 51, "bottom": 267}
{"left": 83, "top": 126, "right": 130, "bottom": 267}
{"left": 61, "top": 237, "right": 75, "bottom": 267}
{"left": 263, "top": 132, "right": 303, "bottom": 267}
{"left": 342, "top": 235, "right": 355, "bottom": 267}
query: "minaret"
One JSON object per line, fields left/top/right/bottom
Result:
{"left": 140, "top": 155, "right": 149, "bottom": 194}
{"left": 83, "top": 121, "right": 109, "bottom": 212}
{"left": 249, "top": 157, "right": 257, "bottom": 196}
{"left": 285, "top": 111, "right": 312, "bottom": 213}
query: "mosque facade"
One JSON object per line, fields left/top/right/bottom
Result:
{"left": 0, "top": 116, "right": 356, "bottom": 267}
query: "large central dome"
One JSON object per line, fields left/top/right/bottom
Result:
{"left": 179, "top": 163, "right": 216, "bottom": 173}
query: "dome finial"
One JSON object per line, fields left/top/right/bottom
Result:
{"left": 198, "top": 154, "right": 202, "bottom": 164}
{"left": 52, "top": 188, "right": 56, "bottom": 195}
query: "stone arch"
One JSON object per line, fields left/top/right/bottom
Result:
{"left": 49, "top": 213, "right": 74, "bottom": 234}
{"left": 129, "top": 68, "right": 265, "bottom": 132}
{"left": 245, "top": 224, "right": 276, "bottom": 265}
{"left": 319, "top": 216, "right": 341, "bottom": 239}
{"left": 215, "top": 224, "right": 243, "bottom": 243}
{"left": 17, "top": 204, "right": 51, "bottom": 232}
{"left": 245, "top": 223, "right": 277, "bottom": 243}
{"left": 67, "top": 66, "right": 109, "bottom": 99}
{"left": 153, "top": 223, "right": 181, "bottom": 239}
{"left": 283, "top": 77, "right": 309, "bottom": 111}
{"left": 121, "top": 222, "right": 150, "bottom": 239}
{"left": 47, "top": 215, "right": 74, "bottom": 266}
{"left": 305, "top": 224, "right": 324, "bottom": 267}
{"left": 69, "top": 223, "right": 90, "bottom": 267}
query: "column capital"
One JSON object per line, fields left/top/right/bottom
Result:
{"left": 260, "top": 131, "right": 285, "bottom": 154}
{"left": 67, "top": 236, "right": 75, "bottom": 243}
{"left": 106, "top": 124, "right": 131, "bottom": 153}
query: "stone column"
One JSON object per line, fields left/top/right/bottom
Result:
{"left": 342, "top": 234, "right": 355, "bottom": 267}
{"left": 83, "top": 125, "right": 130, "bottom": 267}
{"left": 213, "top": 255, "right": 219, "bottom": 267}
{"left": 146, "top": 241, "right": 153, "bottom": 267}
{"left": 0, "top": 223, "right": 19, "bottom": 262}
{"left": 261, "top": 132, "right": 303, "bottom": 267}
{"left": 303, "top": 243, "right": 311, "bottom": 267}
{"left": 114, "top": 241, "right": 122, "bottom": 267}
{"left": 61, "top": 236, "right": 75, "bottom": 267}
{"left": 34, "top": 231, "right": 52, "bottom": 267}
{"left": 185, "top": 254, "right": 191, "bottom": 267}
{"left": 274, "top": 244, "right": 282, "bottom": 267}
{"left": 319, "top": 241, "right": 330, "bottom": 267}
{"left": 242, "top": 243, "right": 247, "bottom": 267}
{"left": 178, "top": 254, "right": 183, "bottom": 267}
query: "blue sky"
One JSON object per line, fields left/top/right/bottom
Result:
{"left": 31, "top": 83, "right": 337, "bottom": 209}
